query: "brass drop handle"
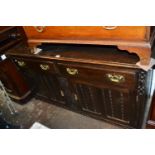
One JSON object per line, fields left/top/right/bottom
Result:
{"left": 34, "top": 26, "right": 46, "bottom": 33}
{"left": 103, "top": 26, "right": 117, "bottom": 30}
{"left": 60, "top": 90, "right": 64, "bottom": 97}
{"left": 66, "top": 68, "right": 78, "bottom": 75}
{"left": 17, "top": 61, "right": 26, "bottom": 67}
{"left": 74, "top": 94, "right": 78, "bottom": 101}
{"left": 40, "top": 64, "right": 50, "bottom": 71}
{"left": 106, "top": 73, "right": 125, "bottom": 83}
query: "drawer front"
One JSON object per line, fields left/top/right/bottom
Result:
{"left": 57, "top": 63, "right": 137, "bottom": 90}
{"left": 23, "top": 26, "right": 147, "bottom": 41}
{"left": 14, "top": 58, "right": 55, "bottom": 74}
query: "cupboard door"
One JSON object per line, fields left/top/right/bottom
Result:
{"left": 72, "top": 83, "right": 105, "bottom": 116}
{"left": 58, "top": 77, "right": 77, "bottom": 109}
{"left": 36, "top": 73, "right": 65, "bottom": 104}
{"left": 71, "top": 80, "right": 140, "bottom": 128}
{"left": 102, "top": 89, "right": 136, "bottom": 126}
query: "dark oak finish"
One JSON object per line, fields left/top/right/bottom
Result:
{"left": 13, "top": 57, "right": 65, "bottom": 105}
{"left": 7, "top": 44, "right": 150, "bottom": 128}
{"left": 0, "top": 26, "right": 31, "bottom": 103}
{"left": 57, "top": 62, "right": 137, "bottom": 90}
{"left": 0, "top": 58, "right": 30, "bottom": 100}
{"left": 23, "top": 26, "right": 155, "bottom": 65}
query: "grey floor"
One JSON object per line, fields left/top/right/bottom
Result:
{"left": 0, "top": 98, "right": 122, "bottom": 129}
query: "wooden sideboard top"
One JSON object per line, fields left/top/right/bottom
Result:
{"left": 7, "top": 43, "right": 140, "bottom": 69}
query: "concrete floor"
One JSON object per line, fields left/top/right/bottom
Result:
{"left": 0, "top": 98, "right": 122, "bottom": 129}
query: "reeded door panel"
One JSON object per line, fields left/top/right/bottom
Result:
{"left": 71, "top": 81, "right": 139, "bottom": 128}
{"left": 72, "top": 83, "right": 105, "bottom": 115}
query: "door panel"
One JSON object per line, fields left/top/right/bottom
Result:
{"left": 71, "top": 80, "right": 138, "bottom": 127}
{"left": 73, "top": 83, "right": 104, "bottom": 115}
{"left": 103, "top": 89, "right": 132, "bottom": 124}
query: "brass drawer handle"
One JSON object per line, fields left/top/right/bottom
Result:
{"left": 106, "top": 73, "right": 125, "bottom": 83}
{"left": 103, "top": 26, "right": 117, "bottom": 30}
{"left": 34, "top": 26, "right": 46, "bottom": 33}
{"left": 17, "top": 61, "right": 26, "bottom": 67}
{"left": 66, "top": 68, "right": 78, "bottom": 75}
{"left": 40, "top": 64, "right": 50, "bottom": 71}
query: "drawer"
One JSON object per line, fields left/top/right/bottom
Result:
{"left": 23, "top": 26, "right": 147, "bottom": 41}
{"left": 14, "top": 58, "right": 56, "bottom": 74}
{"left": 57, "top": 63, "right": 137, "bottom": 90}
